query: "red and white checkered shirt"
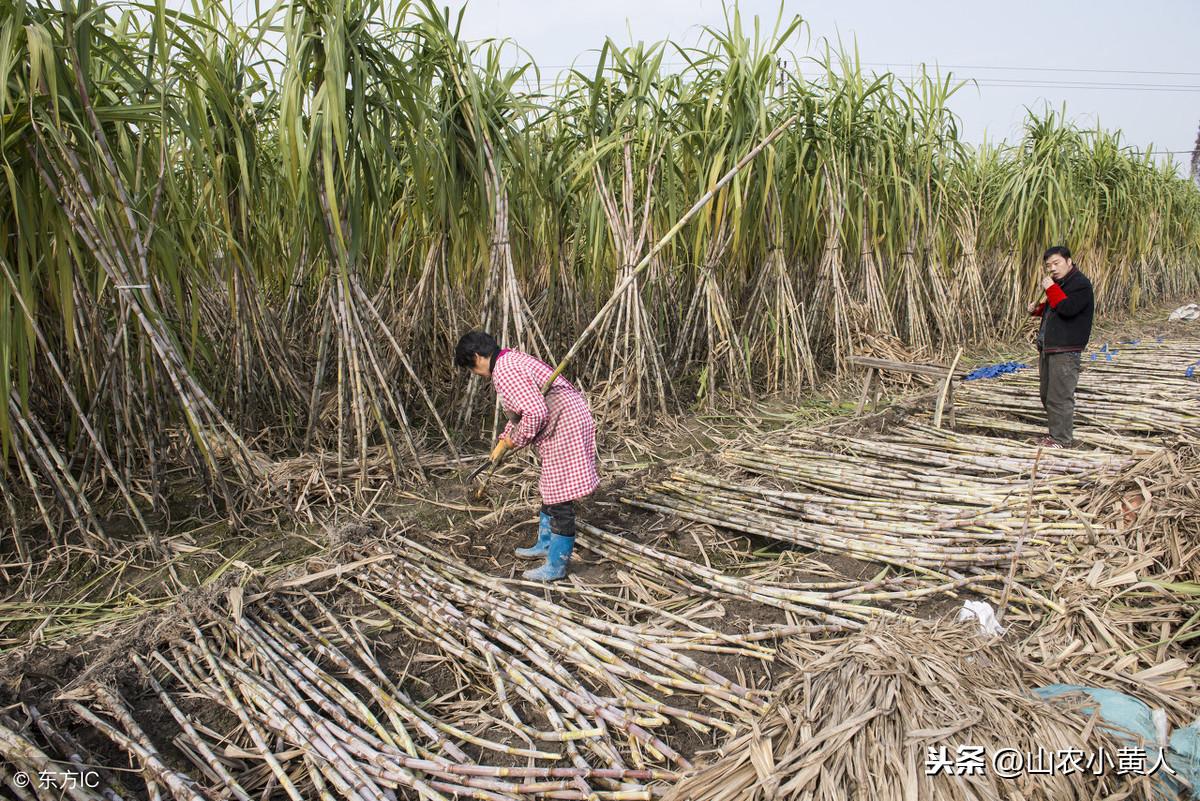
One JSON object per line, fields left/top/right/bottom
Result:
{"left": 493, "top": 349, "right": 599, "bottom": 505}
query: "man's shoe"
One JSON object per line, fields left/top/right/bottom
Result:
{"left": 522, "top": 533, "right": 573, "bottom": 582}
{"left": 1036, "top": 436, "right": 1064, "bottom": 449}
{"left": 514, "top": 512, "right": 553, "bottom": 559}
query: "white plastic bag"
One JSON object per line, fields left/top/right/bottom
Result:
{"left": 956, "top": 600, "right": 1006, "bottom": 635}
{"left": 1168, "top": 303, "right": 1199, "bottom": 321}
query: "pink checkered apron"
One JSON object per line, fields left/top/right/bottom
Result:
{"left": 492, "top": 350, "right": 600, "bottom": 505}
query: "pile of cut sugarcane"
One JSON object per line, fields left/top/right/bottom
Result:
{"left": 956, "top": 338, "right": 1200, "bottom": 446}
{"left": 635, "top": 338, "right": 1200, "bottom": 579}
{"left": 632, "top": 422, "right": 1113, "bottom": 575}
{"left": 579, "top": 520, "right": 986, "bottom": 630}
{"left": 1, "top": 535, "right": 773, "bottom": 801}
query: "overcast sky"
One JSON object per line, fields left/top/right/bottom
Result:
{"left": 449, "top": 0, "right": 1200, "bottom": 170}
{"left": 220, "top": 0, "right": 1199, "bottom": 172}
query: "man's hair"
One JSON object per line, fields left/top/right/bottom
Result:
{"left": 1043, "top": 245, "right": 1072, "bottom": 262}
{"left": 454, "top": 330, "right": 499, "bottom": 368}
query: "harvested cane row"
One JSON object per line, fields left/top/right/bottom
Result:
{"left": 617, "top": 356, "right": 1181, "bottom": 649}
{"left": 632, "top": 338, "right": 1198, "bottom": 582}
{"left": 820, "top": 421, "right": 1129, "bottom": 477}
{"left": 2, "top": 535, "right": 777, "bottom": 801}
{"left": 578, "top": 522, "right": 995, "bottom": 630}
{"left": 956, "top": 339, "right": 1200, "bottom": 443}
{"left": 630, "top": 443, "right": 1091, "bottom": 572}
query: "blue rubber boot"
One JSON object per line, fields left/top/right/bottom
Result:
{"left": 514, "top": 512, "right": 553, "bottom": 559}
{"left": 522, "top": 533, "right": 573, "bottom": 582}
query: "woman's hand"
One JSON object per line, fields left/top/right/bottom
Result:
{"left": 490, "top": 436, "right": 514, "bottom": 463}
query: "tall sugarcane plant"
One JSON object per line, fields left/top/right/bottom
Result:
{"left": 2, "top": 0, "right": 1200, "bottom": 551}
{"left": 670, "top": 8, "right": 802, "bottom": 404}
{"left": 414, "top": 3, "right": 552, "bottom": 435}
{"left": 561, "top": 40, "right": 681, "bottom": 421}
{"left": 279, "top": 0, "right": 452, "bottom": 483}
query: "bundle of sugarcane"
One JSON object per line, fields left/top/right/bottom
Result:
{"left": 720, "top": 440, "right": 1092, "bottom": 508}
{"left": 958, "top": 379, "right": 1200, "bottom": 440}
{"left": 952, "top": 412, "right": 1158, "bottom": 453}
{"left": 48, "top": 533, "right": 774, "bottom": 801}
{"left": 1079, "top": 353, "right": 1200, "bottom": 389}
{"left": 578, "top": 522, "right": 997, "bottom": 631}
{"left": 1079, "top": 337, "right": 1200, "bottom": 365}
{"left": 839, "top": 422, "right": 1132, "bottom": 477}
{"left": 632, "top": 447, "right": 1088, "bottom": 563}
{"left": 665, "top": 620, "right": 1151, "bottom": 801}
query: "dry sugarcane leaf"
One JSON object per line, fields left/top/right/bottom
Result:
{"left": 747, "top": 724, "right": 779, "bottom": 799}
{"left": 664, "top": 619, "right": 1141, "bottom": 801}
{"left": 227, "top": 586, "right": 244, "bottom": 621}
{"left": 904, "top": 708, "right": 985, "bottom": 742}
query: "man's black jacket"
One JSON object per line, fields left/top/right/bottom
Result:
{"left": 1036, "top": 266, "right": 1094, "bottom": 353}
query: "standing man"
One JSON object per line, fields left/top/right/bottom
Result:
{"left": 1027, "top": 246, "right": 1094, "bottom": 448}
{"left": 454, "top": 331, "right": 599, "bottom": 582}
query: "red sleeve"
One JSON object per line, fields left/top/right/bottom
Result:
{"left": 1045, "top": 284, "right": 1067, "bottom": 308}
{"left": 492, "top": 365, "right": 546, "bottom": 448}
{"left": 1031, "top": 301, "right": 1046, "bottom": 317}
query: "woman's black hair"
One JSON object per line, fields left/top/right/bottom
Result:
{"left": 1042, "top": 245, "right": 1071, "bottom": 261}
{"left": 454, "top": 330, "right": 499, "bottom": 369}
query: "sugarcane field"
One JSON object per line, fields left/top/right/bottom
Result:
{"left": 3, "top": 0, "right": 1200, "bottom": 798}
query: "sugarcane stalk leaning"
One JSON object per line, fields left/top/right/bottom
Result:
{"left": 471, "top": 112, "right": 802, "bottom": 496}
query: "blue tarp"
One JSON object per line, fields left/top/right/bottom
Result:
{"left": 1035, "top": 684, "right": 1198, "bottom": 798}
{"left": 963, "top": 361, "right": 1028, "bottom": 381}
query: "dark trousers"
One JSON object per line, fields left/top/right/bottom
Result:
{"left": 540, "top": 501, "right": 576, "bottom": 538}
{"left": 1038, "top": 350, "right": 1081, "bottom": 445}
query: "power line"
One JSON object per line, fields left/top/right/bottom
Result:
{"left": 518, "top": 62, "right": 1200, "bottom": 91}
{"left": 861, "top": 61, "right": 1200, "bottom": 78}
{"left": 962, "top": 80, "right": 1200, "bottom": 93}
{"left": 516, "top": 74, "right": 1200, "bottom": 94}
{"left": 526, "top": 58, "right": 1198, "bottom": 78}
